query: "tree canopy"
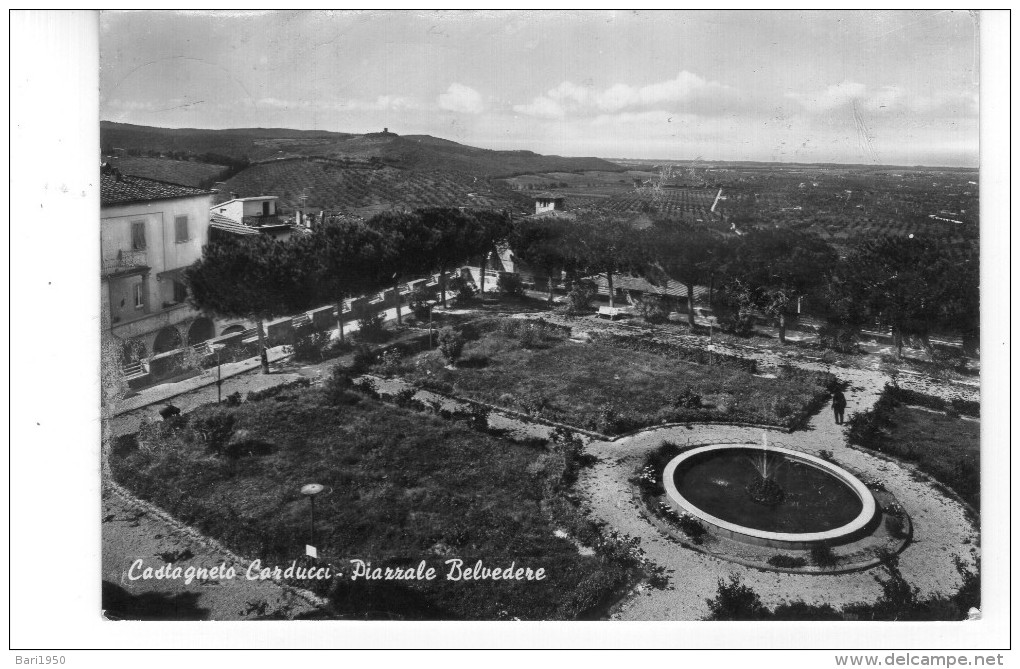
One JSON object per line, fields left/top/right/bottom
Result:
{"left": 186, "top": 234, "right": 312, "bottom": 371}
{"left": 834, "top": 234, "right": 978, "bottom": 356}
{"left": 642, "top": 220, "right": 727, "bottom": 325}
{"left": 724, "top": 227, "right": 838, "bottom": 342}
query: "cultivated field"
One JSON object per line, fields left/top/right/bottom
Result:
{"left": 220, "top": 158, "right": 531, "bottom": 215}
{"left": 108, "top": 156, "right": 230, "bottom": 188}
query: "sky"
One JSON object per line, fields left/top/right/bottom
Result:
{"left": 100, "top": 10, "right": 980, "bottom": 166}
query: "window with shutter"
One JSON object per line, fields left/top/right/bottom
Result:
{"left": 175, "top": 215, "right": 189, "bottom": 242}
{"left": 173, "top": 280, "right": 188, "bottom": 303}
{"left": 131, "top": 221, "right": 146, "bottom": 250}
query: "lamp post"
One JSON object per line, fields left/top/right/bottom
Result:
{"left": 301, "top": 483, "right": 325, "bottom": 548}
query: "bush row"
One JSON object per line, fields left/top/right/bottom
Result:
{"left": 246, "top": 377, "right": 312, "bottom": 402}
{"left": 706, "top": 558, "right": 978, "bottom": 621}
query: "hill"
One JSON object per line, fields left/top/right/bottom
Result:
{"left": 219, "top": 157, "right": 533, "bottom": 217}
{"left": 106, "top": 155, "right": 230, "bottom": 188}
{"left": 100, "top": 122, "right": 624, "bottom": 178}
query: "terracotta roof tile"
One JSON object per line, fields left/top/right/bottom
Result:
{"left": 100, "top": 172, "right": 212, "bottom": 207}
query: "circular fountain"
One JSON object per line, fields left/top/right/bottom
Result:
{"left": 663, "top": 438, "right": 877, "bottom": 549}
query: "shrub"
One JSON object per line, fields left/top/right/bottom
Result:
{"left": 717, "top": 310, "right": 755, "bottom": 337}
{"left": 323, "top": 365, "right": 362, "bottom": 406}
{"left": 677, "top": 514, "right": 707, "bottom": 544}
{"left": 376, "top": 348, "right": 403, "bottom": 377}
{"left": 497, "top": 318, "right": 570, "bottom": 347}
{"left": 673, "top": 387, "right": 702, "bottom": 409}
{"left": 549, "top": 427, "right": 593, "bottom": 486}
{"left": 768, "top": 554, "right": 808, "bottom": 569}
{"left": 886, "top": 386, "right": 979, "bottom": 419}
{"left": 191, "top": 411, "right": 236, "bottom": 453}
{"left": 291, "top": 331, "right": 333, "bottom": 363}
{"left": 352, "top": 376, "right": 380, "bottom": 399}
{"left": 224, "top": 391, "right": 242, "bottom": 407}
{"left": 222, "top": 430, "right": 274, "bottom": 459}
{"left": 704, "top": 562, "right": 979, "bottom": 621}
{"left": 437, "top": 327, "right": 465, "bottom": 365}
{"left": 705, "top": 575, "right": 772, "bottom": 620}
{"left": 409, "top": 284, "right": 438, "bottom": 320}
{"left": 565, "top": 280, "right": 598, "bottom": 314}
{"left": 355, "top": 310, "right": 388, "bottom": 344}
{"left": 810, "top": 544, "right": 838, "bottom": 568}
{"left": 246, "top": 378, "right": 311, "bottom": 402}
{"left": 885, "top": 514, "right": 908, "bottom": 539}
{"left": 518, "top": 391, "right": 551, "bottom": 417}
{"left": 818, "top": 323, "right": 861, "bottom": 354}
{"left": 637, "top": 294, "right": 673, "bottom": 324}
{"left": 496, "top": 273, "right": 524, "bottom": 297}
{"left": 111, "top": 434, "right": 138, "bottom": 459}
{"left": 770, "top": 397, "right": 793, "bottom": 419}
{"left": 350, "top": 345, "right": 377, "bottom": 374}
{"left": 448, "top": 276, "right": 476, "bottom": 302}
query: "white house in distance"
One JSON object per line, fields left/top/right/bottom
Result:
{"left": 533, "top": 193, "right": 566, "bottom": 215}
{"left": 210, "top": 194, "right": 296, "bottom": 240}
{"left": 100, "top": 167, "right": 218, "bottom": 366}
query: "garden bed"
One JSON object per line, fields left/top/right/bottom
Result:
{"left": 847, "top": 388, "right": 980, "bottom": 510}
{"left": 397, "top": 318, "right": 836, "bottom": 436}
{"left": 110, "top": 381, "right": 637, "bottom": 620}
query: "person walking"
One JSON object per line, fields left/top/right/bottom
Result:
{"left": 831, "top": 389, "right": 847, "bottom": 425}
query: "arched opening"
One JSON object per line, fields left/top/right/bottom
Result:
{"left": 152, "top": 326, "right": 184, "bottom": 354}
{"left": 187, "top": 317, "right": 216, "bottom": 345}
{"left": 221, "top": 324, "right": 245, "bottom": 336}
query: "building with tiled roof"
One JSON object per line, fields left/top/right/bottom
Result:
{"left": 100, "top": 170, "right": 213, "bottom": 207}
{"left": 100, "top": 165, "right": 222, "bottom": 383}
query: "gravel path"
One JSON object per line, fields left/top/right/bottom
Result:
{"left": 102, "top": 488, "right": 319, "bottom": 620}
{"left": 103, "top": 361, "right": 330, "bottom": 620}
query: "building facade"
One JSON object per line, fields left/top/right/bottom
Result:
{"left": 100, "top": 170, "right": 218, "bottom": 372}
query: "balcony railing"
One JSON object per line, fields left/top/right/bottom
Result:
{"left": 102, "top": 249, "right": 149, "bottom": 277}
{"left": 242, "top": 214, "right": 284, "bottom": 227}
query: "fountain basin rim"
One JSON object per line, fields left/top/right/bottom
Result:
{"left": 663, "top": 444, "right": 877, "bottom": 547}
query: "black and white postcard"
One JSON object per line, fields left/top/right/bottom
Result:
{"left": 9, "top": 8, "right": 1011, "bottom": 656}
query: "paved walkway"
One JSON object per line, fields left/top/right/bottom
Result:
{"left": 114, "top": 345, "right": 294, "bottom": 416}
{"left": 102, "top": 486, "right": 320, "bottom": 620}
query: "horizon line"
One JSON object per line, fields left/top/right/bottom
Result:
{"left": 99, "top": 119, "right": 981, "bottom": 172}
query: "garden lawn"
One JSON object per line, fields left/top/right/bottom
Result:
{"left": 883, "top": 406, "right": 980, "bottom": 509}
{"left": 402, "top": 323, "right": 834, "bottom": 435}
{"left": 111, "top": 385, "right": 634, "bottom": 621}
